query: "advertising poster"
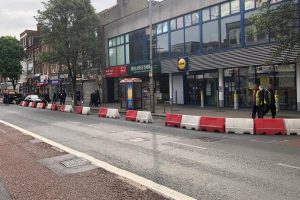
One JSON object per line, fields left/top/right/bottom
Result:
{"left": 127, "top": 83, "right": 133, "bottom": 110}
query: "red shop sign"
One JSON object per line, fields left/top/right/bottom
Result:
{"left": 104, "top": 66, "right": 127, "bottom": 78}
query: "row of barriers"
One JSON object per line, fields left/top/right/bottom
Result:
{"left": 18, "top": 101, "right": 299, "bottom": 136}
{"left": 165, "top": 113, "right": 300, "bottom": 135}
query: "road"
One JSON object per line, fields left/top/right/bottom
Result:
{"left": 1, "top": 104, "right": 300, "bottom": 200}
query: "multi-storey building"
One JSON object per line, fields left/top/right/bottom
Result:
{"left": 99, "top": 0, "right": 300, "bottom": 111}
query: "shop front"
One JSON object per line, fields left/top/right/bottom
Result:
{"left": 223, "top": 64, "right": 297, "bottom": 110}
{"left": 104, "top": 66, "right": 127, "bottom": 102}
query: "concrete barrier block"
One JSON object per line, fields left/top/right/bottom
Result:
{"left": 226, "top": 118, "right": 254, "bottom": 134}
{"left": 284, "top": 119, "right": 300, "bottom": 135}
{"left": 64, "top": 105, "right": 73, "bottom": 113}
{"left": 82, "top": 107, "right": 91, "bottom": 115}
{"left": 46, "top": 103, "right": 52, "bottom": 110}
{"left": 136, "top": 111, "right": 153, "bottom": 123}
{"left": 106, "top": 108, "right": 120, "bottom": 119}
{"left": 181, "top": 115, "right": 200, "bottom": 130}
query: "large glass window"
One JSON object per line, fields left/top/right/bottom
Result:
{"left": 221, "top": 2, "right": 230, "bottom": 17}
{"left": 203, "top": 8, "right": 210, "bottom": 22}
{"left": 245, "top": 0, "right": 255, "bottom": 10}
{"left": 221, "top": 15, "right": 241, "bottom": 48}
{"left": 231, "top": 0, "right": 240, "bottom": 14}
{"left": 210, "top": 5, "right": 220, "bottom": 20}
{"left": 245, "top": 11, "right": 269, "bottom": 45}
{"left": 125, "top": 44, "right": 130, "bottom": 64}
{"left": 192, "top": 12, "right": 199, "bottom": 24}
{"left": 171, "top": 29, "right": 184, "bottom": 57}
{"left": 109, "top": 48, "right": 116, "bottom": 66}
{"left": 156, "top": 34, "right": 169, "bottom": 58}
{"left": 116, "top": 46, "right": 125, "bottom": 65}
{"left": 203, "top": 20, "right": 219, "bottom": 52}
{"left": 184, "top": 14, "right": 192, "bottom": 27}
{"left": 177, "top": 17, "right": 184, "bottom": 29}
{"left": 185, "top": 25, "right": 200, "bottom": 54}
{"left": 129, "top": 40, "right": 144, "bottom": 63}
{"left": 170, "top": 19, "right": 177, "bottom": 30}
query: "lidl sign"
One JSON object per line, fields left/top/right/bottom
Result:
{"left": 178, "top": 57, "right": 189, "bottom": 72}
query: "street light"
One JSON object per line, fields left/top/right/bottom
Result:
{"left": 149, "top": 0, "right": 155, "bottom": 113}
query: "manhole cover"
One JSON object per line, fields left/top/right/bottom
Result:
{"left": 60, "top": 158, "right": 90, "bottom": 168}
{"left": 128, "top": 137, "right": 149, "bottom": 143}
{"left": 197, "top": 137, "right": 220, "bottom": 142}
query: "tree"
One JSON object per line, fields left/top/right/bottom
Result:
{"left": 35, "top": 0, "right": 101, "bottom": 105}
{"left": 251, "top": 0, "right": 300, "bottom": 63}
{"left": 0, "top": 36, "right": 25, "bottom": 90}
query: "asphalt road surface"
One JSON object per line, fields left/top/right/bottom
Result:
{"left": 1, "top": 104, "right": 300, "bottom": 200}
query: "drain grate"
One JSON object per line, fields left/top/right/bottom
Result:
{"left": 128, "top": 137, "right": 149, "bottom": 143}
{"left": 197, "top": 137, "right": 220, "bottom": 142}
{"left": 60, "top": 158, "right": 90, "bottom": 168}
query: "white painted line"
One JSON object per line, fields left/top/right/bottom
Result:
{"left": 277, "top": 163, "right": 300, "bottom": 170}
{"left": 171, "top": 141, "right": 207, "bottom": 150}
{"left": 0, "top": 129, "right": 6, "bottom": 134}
{"left": 0, "top": 120, "right": 196, "bottom": 200}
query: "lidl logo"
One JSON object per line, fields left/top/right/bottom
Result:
{"left": 178, "top": 57, "right": 189, "bottom": 71}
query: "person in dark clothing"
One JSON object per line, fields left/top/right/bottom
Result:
{"left": 44, "top": 91, "right": 51, "bottom": 103}
{"left": 94, "top": 90, "right": 100, "bottom": 107}
{"left": 61, "top": 90, "right": 66, "bottom": 105}
{"left": 90, "top": 92, "right": 95, "bottom": 107}
{"left": 75, "top": 91, "right": 81, "bottom": 106}
{"left": 263, "top": 84, "right": 276, "bottom": 118}
{"left": 52, "top": 91, "right": 57, "bottom": 103}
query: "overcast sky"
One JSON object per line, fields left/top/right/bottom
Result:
{"left": 0, "top": 0, "right": 117, "bottom": 38}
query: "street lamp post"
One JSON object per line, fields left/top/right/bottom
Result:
{"left": 149, "top": 0, "right": 155, "bottom": 113}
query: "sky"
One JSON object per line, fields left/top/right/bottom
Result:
{"left": 0, "top": 0, "right": 117, "bottom": 38}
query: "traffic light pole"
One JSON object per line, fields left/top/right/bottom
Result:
{"left": 149, "top": 0, "right": 155, "bottom": 113}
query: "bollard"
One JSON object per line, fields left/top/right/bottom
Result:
{"left": 275, "top": 90, "right": 279, "bottom": 112}
{"left": 234, "top": 92, "right": 239, "bottom": 110}
{"left": 201, "top": 90, "right": 204, "bottom": 108}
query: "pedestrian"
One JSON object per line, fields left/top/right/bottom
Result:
{"left": 263, "top": 84, "right": 276, "bottom": 118}
{"left": 61, "top": 90, "right": 66, "bottom": 105}
{"left": 257, "top": 85, "right": 265, "bottom": 118}
{"left": 94, "top": 90, "right": 100, "bottom": 107}
{"left": 52, "top": 91, "right": 57, "bottom": 103}
{"left": 75, "top": 91, "right": 81, "bottom": 106}
{"left": 44, "top": 91, "right": 51, "bottom": 103}
{"left": 90, "top": 92, "right": 95, "bottom": 107}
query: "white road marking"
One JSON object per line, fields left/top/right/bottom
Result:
{"left": 171, "top": 141, "right": 207, "bottom": 150}
{"left": 277, "top": 163, "right": 300, "bottom": 170}
{"left": 0, "top": 120, "right": 196, "bottom": 200}
{"left": 0, "top": 129, "right": 6, "bottom": 134}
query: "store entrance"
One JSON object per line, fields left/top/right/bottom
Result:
{"left": 185, "top": 71, "right": 218, "bottom": 106}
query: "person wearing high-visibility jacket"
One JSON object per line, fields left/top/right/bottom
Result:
{"left": 263, "top": 84, "right": 276, "bottom": 118}
{"left": 252, "top": 84, "right": 260, "bottom": 119}
{"left": 256, "top": 85, "right": 265, "bottom": 118}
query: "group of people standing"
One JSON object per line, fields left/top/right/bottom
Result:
{"left": 252, "top": 84, "right": 276, "bottom": 119}
{"left": 52, "top": 90, "right": 66, "bottom": 105}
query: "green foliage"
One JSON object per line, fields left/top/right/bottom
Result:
{"left": 0, "top": 36, "right": 25, "bottom": 89}
{"left": 251, "top": 0, "right": 300, "bottom": 63}
{"left": 35, "top": 0, "right": 101, "bottom": 103}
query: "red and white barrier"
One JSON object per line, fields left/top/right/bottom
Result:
{"left": 36, "top": 102, "right": 46, "bottom": 109}
{"left": 284, "top": 119, "right": 300, "bottom": 135}
{"left": 82, "top": 107, "right": 91, "bottom": 115}
{"left": 254, "top": 118, "right": 286, "bottom": 135}
{"left": 226, "top": 118, "right": 254, "bottom": 134}
{"left": 75, "top": 106, "right": 83, "bottom": 114}
{"left": 126, "top": 110, "right": 138, "bottom": 121}
{"left": 46, "top": 103, "right": 52, "bottom": 110}
{"left": 98, "top": 108, "right": 108, "bottom": 118}
{"left": 106, "top": 108, "right": 120, "bottom": 119}
{"left": 199, "top": 116, "right": 225, "bottom": 133}
{"left": 64, "top": 105, "right": 73, "bottom": 113}
{"left": 165, "top": 113, "right": 182, "bottom": 127}
{"left": 136, "top": 111, "right": 153, "bottom": 123}
{"left": 59, "top": 105, "right": 65, "bottom": 112}
{"left": 180, "top": 115, "right": 200, "bottom": 130}
{"left": 51, "top": 104, "right": 58, "bottom": 111}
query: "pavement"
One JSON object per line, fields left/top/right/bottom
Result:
{"left": 0, "top": 122, "right": 167, "bottom": 200}
{"left": 0, "top": 104, "right": 300, "bottom": 200}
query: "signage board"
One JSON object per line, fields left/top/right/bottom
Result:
{"left": 104, "top": 66, "right": 127, "bottom": 78}
{"left": 178, "top": 57, "right": 189, "bottom": 72}
{"left": 127, "top": 62, "right": 161, "bottom": 76}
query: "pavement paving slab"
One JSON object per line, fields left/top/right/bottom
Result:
{"left": 0, "top": 123, "right": 167, "bottom": 200}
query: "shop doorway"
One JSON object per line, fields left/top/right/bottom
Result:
{"left": 185, "top": 71, "right": 218, "bottom": 106}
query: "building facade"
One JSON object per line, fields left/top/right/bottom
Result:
{"left": 100, "top": 0, "right": 300, "bottom": 111}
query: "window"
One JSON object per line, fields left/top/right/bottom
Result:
{"left": 125, "top": 44, "right": 130, "bottom": 64}
{"left": 245, "top": 11, "right": 268, "bottom": 45}
{"left": 171, "top": 29, "right": 184, "bottom": 56}
{"left": 162, "top": 21, "right": 168, "bottom": 33}
{"left": 245, "top": 0, "right": 255, "bottom": 10}
{"left": 170, "top": 19, "right": 177, "bottom": 30}
{"left": 109, "top": 39, "right": 113, "bottom": 47}
{"left": 185, "top": 25, "right": 200, "bottom": 54}
{"left": 177, "top": 17, "right": 184, "bottom": 29}
{"left": 203, "top": 20, "right": 219, "bottom": 52}
{"left": 157, "top": 22, "right": 168, "bottom": 34}
{"left": 231, "top": 0, "right": 240, "bottom": 14}
{"left": 156, "top": 34, "right": 169, "bottom": 58}
{"left": 157, "top": 23, "right": 162, "bottom": 34}
{"left": 125, "top": 34, "right": 129, "bottom": 43}
{"left": 192, "top": 12, "right": 199, "bottom": 24}
{"left": 221, "top": 2, "right": 230, "bottom": 17}
{"left": 109, "top": 48, "right": 116, "bottom": 66}
{"left": 129, "top": 29, "right": 146, "bottom": 63}
{"left": 117, "top": 46, "right": 125, "bottom": 65}
{"left": 203, "top": 8, "right": 210, "bottom": 22}
{"left": 221, "top": 15, "right": 241, "bottom": 48}
{"left": 185, "top": 14, "right": 192, "bottom": 27}
{"left": 211, "top": 5, "right": 220, "bottom": 20}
